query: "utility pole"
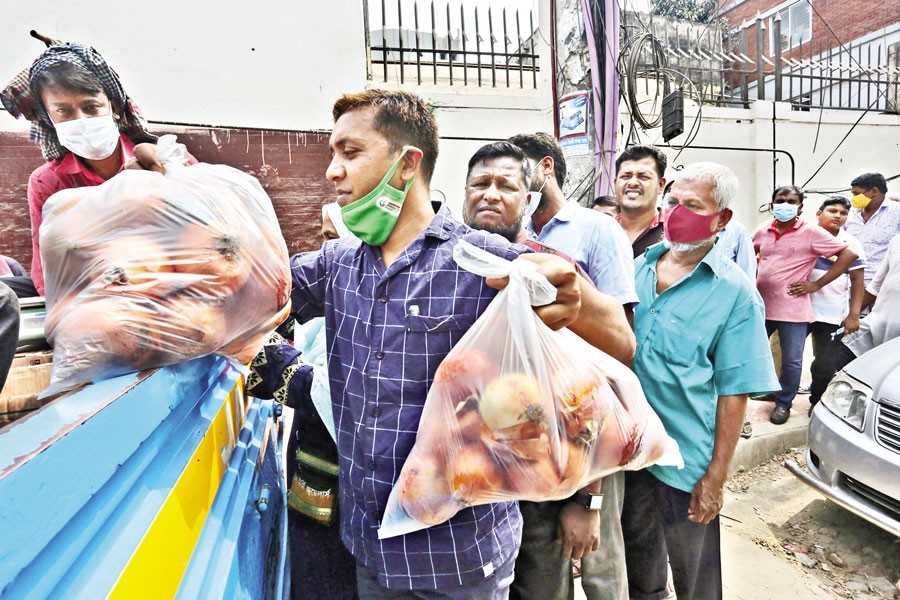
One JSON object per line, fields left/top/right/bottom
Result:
{"left": 552, "top": 0, "right": 619, "bottom": 203}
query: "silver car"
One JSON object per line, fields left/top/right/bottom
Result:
{"left": 787, "top": 336, "right": 900, "bottom": 538}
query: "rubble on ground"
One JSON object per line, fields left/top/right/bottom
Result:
{"left": 724, "top": 447, "right": 900, "bottom": 599}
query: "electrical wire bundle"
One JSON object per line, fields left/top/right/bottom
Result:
{"left": 617, "top": 27, "right": 704, "bottom": 163}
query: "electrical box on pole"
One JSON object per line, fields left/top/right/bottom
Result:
{"left": 662, "top": 89, "right": 685, "bottom": 142}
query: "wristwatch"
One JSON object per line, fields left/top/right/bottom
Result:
{"left": 569, "top": 491, "right": 604, "bottom": 510}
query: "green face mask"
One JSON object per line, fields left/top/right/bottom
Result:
{"left": 340, "top": 146, "right": 415, "bottom": 246}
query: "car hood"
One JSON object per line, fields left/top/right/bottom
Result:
{"left": 844, "top": 336, "right": 900, "bottom": 406}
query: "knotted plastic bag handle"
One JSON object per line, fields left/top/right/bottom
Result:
{"left": 156, "top": 134, "right": 191, "bottom": 169}
{"left": 452, "top": 240, "right": 557, "bottom": 307}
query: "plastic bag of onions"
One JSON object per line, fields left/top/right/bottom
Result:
{"left": 378, "top": 240, "right": 683, "bottom": 539}
{"left": 39, "top": 135, "right": 291, "bottom": 395}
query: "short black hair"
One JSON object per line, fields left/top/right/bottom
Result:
{"left": 851, "top": 172, "right": 887, "bottom": 194}
{"left": 593, "top": 195, "right": 619, "bottom": 208}
{"left": 333, "top": 89, "right": 439, "bottom": 184}
{"left": 615, "top": 145, "right": 667, "bottom": 179}
{"left": 819, "top": 195, "right": 851, "bottom": 211}
{"left": 507, "top": 132, "right": 566, "bottom": 187}
{"left": 772, "top": 185, "right": 805, "bottom": 203}
{"left": 31, "top": 62, "right": 118, "bottom": 112}
{"left": 466, "top": 141, "right": 529, "bottom": 183}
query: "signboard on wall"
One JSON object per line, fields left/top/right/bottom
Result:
{"left": 558, "top": 91, "right": 590, "bottom": 158}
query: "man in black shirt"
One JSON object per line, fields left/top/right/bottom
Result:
{"left": 614, "top": 146, "right": 667, "bottom": 258}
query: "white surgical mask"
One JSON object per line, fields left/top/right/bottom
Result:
{"left": 524, "top": 177, "right": 547, "bottom": 218}
{"left": 54, "top": 115, "right": 121, "bottom": 160}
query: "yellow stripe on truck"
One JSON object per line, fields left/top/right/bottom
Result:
{"left": 109, "top": 382, "right": 245, "bottom": 599}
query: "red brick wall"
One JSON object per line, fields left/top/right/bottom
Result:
{"left": 721, "top": 0, "right": 899, "bottom": 59}
{"left": 0, "top": 127, "right": 333, "bottom": 272}
{"left": 0, "top": 132, "right": 38, "bottom": 270}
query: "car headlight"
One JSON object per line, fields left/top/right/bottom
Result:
{"left": 821, "top": 377, "right": 870, "bottom": 431}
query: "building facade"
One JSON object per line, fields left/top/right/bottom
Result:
{"left": 0, "top": 0, "right": 553, "bottom": 269}
{"left": 718, "top": 0, "right": 900, "bottom": 110}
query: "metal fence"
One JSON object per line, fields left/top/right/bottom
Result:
{"left": 725, "top": 18, "right": 900, "bottom": 112}
{"left": 625, "top": 12, "right": 900, "bottom": 113}
{"left": 622, "top": 12, "right": 727, "bottom": 106}
{"left": 365, "top": 0, "right": 540, "bottom": 88}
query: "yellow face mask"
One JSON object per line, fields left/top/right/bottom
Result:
{"left": 850, "top": 193, "right": 871, "bottom": 209}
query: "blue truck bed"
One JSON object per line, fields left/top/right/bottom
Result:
{"left": 0, "top": 354, "right": 288, "bottom": 599}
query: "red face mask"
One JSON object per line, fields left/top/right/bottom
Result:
{"left": 663, "top": 203, "right": 725, "bottom": 243}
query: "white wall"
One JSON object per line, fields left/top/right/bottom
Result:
{"left": 2, "top": 0, "right": 368, "bottom": 131}
{"left": 6, "top": 3, "right": 897, "bottom": 231}
{"left": 1, "top": 0, "right": 554, "bottom": 218}
{"left": 625, "top": 99, "right": 900, "bottom": 230}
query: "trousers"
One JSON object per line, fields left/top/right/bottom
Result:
{"left": 621, "top": 470, "right": 722, "bottom": 600}
{"left": 808, "top": 322, "right": 841, "bottom": 405}
{"left": 511, "top": 471, "right": 627, "bottom": 600}
{"left": 766, "top": 320, "right": 809, "bottom": 409}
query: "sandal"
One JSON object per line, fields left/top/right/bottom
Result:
{"left": 740, "top": 421, "right": 753, "bottom": 439}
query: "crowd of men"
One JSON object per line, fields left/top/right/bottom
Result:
{"left": 2, "top": 66, "right": 900, "bottom": 600}
{"left": 238, "top": 88, "right": 900, "bottom": 600}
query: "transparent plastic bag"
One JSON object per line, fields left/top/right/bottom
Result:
{"left": 39, "top": 135, "right": 291, "bottom": 395}
{"left": 378, "top": 240, "right": 682, "bottom": 539}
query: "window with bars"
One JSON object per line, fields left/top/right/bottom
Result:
{"left": 365, "top": 0, "right": 540, "bottom": 88}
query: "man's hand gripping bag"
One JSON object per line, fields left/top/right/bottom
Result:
{"left": 378, "top": 241, "right": 682, "bottom": 539}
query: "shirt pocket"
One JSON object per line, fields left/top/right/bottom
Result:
{"left": 399, "top": 313, "right": 470, "bottom": 399}
{"left": 658, "top": 303, "right": 711, "bottom": 368}
{"left": 404, "top": 313, "right": 468, "bottom": 333}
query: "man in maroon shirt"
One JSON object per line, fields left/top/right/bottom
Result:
{"left": 0, "top": 42, "right": 192, "bottom": 294}
{"left": 614, "top": 145, "right": 667, "bottom": 259}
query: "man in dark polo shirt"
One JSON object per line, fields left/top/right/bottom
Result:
{"left": 614, "top": 145, "right": 667, "bottom": 258}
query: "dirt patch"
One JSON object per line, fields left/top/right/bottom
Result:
{"left": 723, "top": 447, "right": 900, "bottom": 599}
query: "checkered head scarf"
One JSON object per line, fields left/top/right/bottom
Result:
{"left": 0, "top": 42, "right": 156, "bottom": 160}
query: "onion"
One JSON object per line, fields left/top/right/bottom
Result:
{"left": 553, "top": 371, "right": 608, "bottom": 443}
{"left": 92, "top": 235, "right": 174, "bottom": 297}
{"left": 434, "top": 348, "right": 500, "bottom": 403}
{"left": 478, "top": 373, "right": 547, "bottom": 433}
{"left": 397, "top": 452, "right": 459, "bottom": 526}
{"left": 455, "top": 398, "right": 489, "bottom": 444}
{"left": 172, "top": 222, "right": 252, "bottom": 291}
{"left": 504, "top": 453, "right": 562, "bottom": 499}
{"left": 448, "top": 444, "right": 505, "bottom": 506}
{"left": 592, "top": 417, "right": 639, "bottom": 474}
{"left": 49, "top": 297, "right": 160, "bottom": 369}
{"left": 558, "top": 438, "right": 589, "bottom": 492}
{"left": 154, "top": 293, "right": 227, "bottom": 359}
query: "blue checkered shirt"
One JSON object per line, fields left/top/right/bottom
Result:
{"left": 289, "top": 205, "right": 526, "bottom": 590}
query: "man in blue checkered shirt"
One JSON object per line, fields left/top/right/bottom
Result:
{"left": 256, "top": 90, "right": 613, "bottom": 598}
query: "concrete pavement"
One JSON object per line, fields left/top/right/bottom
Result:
{"left": 729, "top": 393, "right": 812, "bottom": 477}
{"left": 721, "top": 530, "right": 831, "bottom": 599}
{"left": 730, "top": 335, "right": 817, "bottom": 476}
{"left": 574, "top": 528, "right": 830, "bottom": 600}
